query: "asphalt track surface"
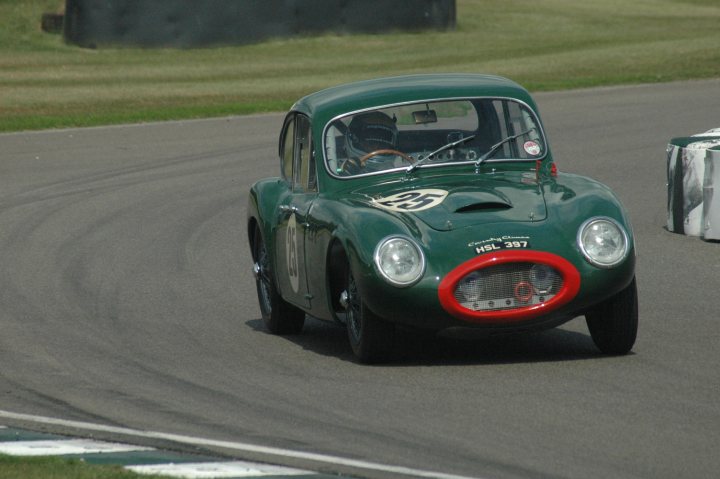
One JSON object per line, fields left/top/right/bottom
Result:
{"left": 1, "top": 79, "right": 719, "bottom": 479}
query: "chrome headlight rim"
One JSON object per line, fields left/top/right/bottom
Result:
{"left": 577, "top": 216, "right": 630, "bottom": 269}
{"left": 373, "top": 235, "right": 426, "bottom": 288}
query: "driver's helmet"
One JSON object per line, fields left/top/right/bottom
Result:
{"left": 346, "top": 111, "right": 398, "bottom": 158}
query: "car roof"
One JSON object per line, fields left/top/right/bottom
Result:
{"left": 291, "top": 74, "right": 538, "bottom": 126}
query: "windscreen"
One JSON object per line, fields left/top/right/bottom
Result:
{"left": 324, "top": 98, "right": 545, "bottom": 177}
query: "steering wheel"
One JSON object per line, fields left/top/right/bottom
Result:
{"left": 339, "top": 158, "right": 361, "bottom": 175}
{"left": 358, "top": 149, "right": 415, "bottom": 166}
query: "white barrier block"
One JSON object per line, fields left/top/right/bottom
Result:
{"left": 667, "top": 129, "right": 720, "bottom": 241}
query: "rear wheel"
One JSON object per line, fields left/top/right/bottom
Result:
{"left": 343, "top": 266, "right": 395, "bottom": 363}
{"left": 252, "top": 226, "right": 304, "bottom": 334}
{"left": 585, "top": 277, "right": 638, "bottom": 355}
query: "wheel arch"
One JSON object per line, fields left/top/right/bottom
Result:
{"left": 246, "top": 178, "right": 282, "bottom": 264}
{"left": 247, "top": 216, "right": 260, "bottom": 259}
{"left": 326, "top": 236, "right": 350, "bottom": 318}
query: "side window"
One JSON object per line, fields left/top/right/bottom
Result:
{"left": 491, "top": 100, "right": 544, "bottom": 159}
{"left": 295, "top": 115, "right": 317, "bottom": 193}
{"left": 491, "top": 100, "right": 513, "bottom": 158}
{"left": 280, "top": 115, "right": 295, "bottom": 182}
{"left": 507, "top": 101, "right": 544, "bottom": 159}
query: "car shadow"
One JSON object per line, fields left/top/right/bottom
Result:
{"left": 399, "top": 328, "right": 607, "bottom": 366}
{"left": 246, "top": 317, "right": 614, "bottom": 366}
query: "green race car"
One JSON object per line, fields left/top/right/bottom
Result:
{"left": 247, "top": 74, "right": 637, "bottom": 363}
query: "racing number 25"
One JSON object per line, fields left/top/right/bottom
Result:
{"left": 377, "top": 191, "right": 445, "bottom": 211}
{"left": 286, "top": 214, "right": 300, "bottom": 293}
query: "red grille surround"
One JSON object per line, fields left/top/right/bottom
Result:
{"left": 438, "top": 250, "right": 580, "bottom": 323}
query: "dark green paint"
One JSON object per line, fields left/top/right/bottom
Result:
{"left": 248, "top": 74, "right": 635, "bottom": 333}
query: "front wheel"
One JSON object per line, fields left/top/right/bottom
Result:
{"left": 585, "top": 277, "right": 638, "bottom": 355}
{"left": 252, "top": 226, "right": 304, "bottom": 335}
{"left": 344, "top": 266, "right": 395, "bottom": 363}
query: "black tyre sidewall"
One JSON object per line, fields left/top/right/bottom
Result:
{"left": 252, "top": 227, "right": 304, "bottom": 335}
{"left": 586, "top": 277, "right": 638, "bottom": 355}
{"left": 345, "top": 267, "right": 394, "bottom": 363}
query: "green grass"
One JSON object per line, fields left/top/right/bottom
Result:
{"left": 0, "top": 454, "right": 170, "bottom": 479}
{"left": 1, "top": 0, "right": 719, "bottom": 130}
{"left": 2, "top": 0, "right": 720, "bottom": 132}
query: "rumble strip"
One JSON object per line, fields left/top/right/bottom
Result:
{"left": 0, "top": 410, "right": 487, "bottom": 479}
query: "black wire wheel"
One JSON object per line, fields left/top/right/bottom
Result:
{"left": 252, "top": 226, "right": 304, "bottom": 335}
{"left": 344, "top": 265, "right": 395, "bottom": 363}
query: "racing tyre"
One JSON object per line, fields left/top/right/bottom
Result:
{"left": 345, "top": 266, "right": 395, "bottom": 363}
{"left": 585, "top": 277, "right": 638, "bottom": 355}
{"left": 252, "top": 227, "right": 305, "bottom": 335}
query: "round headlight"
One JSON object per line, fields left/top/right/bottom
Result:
{"left": 457, "top": 271, "right": 482, "bottom": 302}
{"left": 578, "top": 217, "right": 629, "bottom": 268}
{"left": 374, "top": 236, "right": 425, "bottom": 287}
{"left": 530, "top": 264, "right": 558, "bottom": 294}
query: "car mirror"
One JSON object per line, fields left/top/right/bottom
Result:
{"left": 413, "top": 109, "right": 438, "bottom": 124}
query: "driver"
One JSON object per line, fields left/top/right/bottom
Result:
{"left": 345, "top": 111, "right": 399, "bottom": 159}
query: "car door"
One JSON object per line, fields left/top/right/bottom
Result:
{"left": 274, "top": 113, "right": 316, "bottom": 309}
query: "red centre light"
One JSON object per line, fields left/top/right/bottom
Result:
{"left": 513, "top": 281, "right": 534, "bottom": 303}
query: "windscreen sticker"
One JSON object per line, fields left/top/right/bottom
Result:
{"left": 373, "top": 189, "right": 448, "bottom": 212}
{"left": 523, "top": 141, "right": 541, "bottom": 156}
{"left": 469, "top": 236, "right": 531, "bottom": 254}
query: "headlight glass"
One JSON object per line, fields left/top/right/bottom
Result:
{"left": 457, "top": 271, "right": 482, "bottom": 302}
{"left": 374, "top": 236, "right": 425, "bottom": 287}
{"left": 530, "top": 264, "right": 557, "bottom": 294}
{"left": 578, "top": 217, "right": 629, "bottom": 268}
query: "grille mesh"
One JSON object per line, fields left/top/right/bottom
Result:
{"left": 453, "top": 262, "right": 563, "bottom": 312}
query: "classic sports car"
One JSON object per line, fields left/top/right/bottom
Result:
{"left": 247, "top": 74, "right": 637, "bottom": 363}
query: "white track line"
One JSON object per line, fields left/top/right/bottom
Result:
{"left": 0, "top": 409, "right": 485, "bottom": 479}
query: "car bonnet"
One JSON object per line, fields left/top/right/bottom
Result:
{"left": 350, "top": 171, "right": 548, "bottom": 231}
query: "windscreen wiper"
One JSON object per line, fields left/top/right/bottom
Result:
{"left": 406, "top": 134, "right": 476, "bottom": 175}
{"left": 474, "top": 128, "right": 534, "bottom": 172}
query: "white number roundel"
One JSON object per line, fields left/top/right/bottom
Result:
{"left": 373, "top": 189, "right": 448, "bottom": 212}
{"left": 286, "top": 213, "right": 299, "bottom": 293}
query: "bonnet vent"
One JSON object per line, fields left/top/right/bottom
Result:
{"left": 455, "top": 201, "right": 512, "bottom": 213}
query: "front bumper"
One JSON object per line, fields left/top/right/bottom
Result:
{"left": 356, "top": 247, "right": 634, "bottom": 333}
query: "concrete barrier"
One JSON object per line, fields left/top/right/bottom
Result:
{"left": 63, "top": 0, "right": 456, "bottom": 48}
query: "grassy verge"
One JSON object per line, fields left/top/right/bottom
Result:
{"left": 1, "top": 0, "right": 719, "bottom": 132}
{"left": 0, "top": 454, "right": 169, "bottom": 479}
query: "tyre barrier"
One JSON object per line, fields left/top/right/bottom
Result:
{"left": 667, "top": 128, "right": 720, "bottom": 240}
{"left": 62, "top": 0, "right": 456, "bottom": 48}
